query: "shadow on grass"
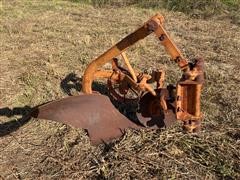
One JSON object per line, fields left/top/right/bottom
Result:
{"left": 60, "top": 72, "right": 109, "bottom": 96}
{"left": 60, "top": 72, "right": 82, "bottom": 96}
{"left": 0, "top": 106, "right": 32, "bottom": 136}
{"left": 0, "top": 73, "right": 167, "bottom": 139}
{"left": 0, "top": 73, "right": 113, "bottom": 137}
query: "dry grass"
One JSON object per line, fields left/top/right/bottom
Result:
{"left": 0, "top": 0, "right": 240, "bottom": 179}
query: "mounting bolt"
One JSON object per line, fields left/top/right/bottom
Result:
{"left": 177, "top": 96, "right": 181, "bottom": 101}
{"left": 159, "top": 34, "right": 165, "bottom": 41}
{"left": 175, "top": 56, "right": 181, "bottom": 63}
{"left": 147, "top": 20, "right": 158, "bottom": 33}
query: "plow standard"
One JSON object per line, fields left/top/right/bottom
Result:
{"left": 31, "top": 14, "right": 204, "bottom": 144}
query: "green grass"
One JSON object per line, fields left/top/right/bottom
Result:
{"left": 71, "top": 0, "right": 240, "bottom": 24}
{"left": 71, "top": 0, "right": 240, "bottom": 9}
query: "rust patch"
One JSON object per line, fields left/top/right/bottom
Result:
{"left": 32, "top": 94, "right": 139, "bottom": 145}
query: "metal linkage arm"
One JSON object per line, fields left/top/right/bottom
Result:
{"left": 82, "top": 25, "right": 152, "bottom": 94}
{"left": 148, "top": 15, "right": 189, "bottom": 71}
{"left": 82, "top": 14, "right": 189, "bottom": 94}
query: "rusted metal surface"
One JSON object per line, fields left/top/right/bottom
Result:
{"left": 176, "top": 58, "right": 204, "bottom": 132}
{"left": 31, "top": 94, "right": 139, "bottom": 145}
{"left": 121, "top": 52, "right": 137, "bottom": 82}
{"left": 31, "top": 93, "right": 177, "bottom": 144}
{"left": 137, "top": 89, "right": 177, "bottom": 129}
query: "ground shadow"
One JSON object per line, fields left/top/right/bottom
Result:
{"left": 60, "top": 72, "right": 82, "bottom": 96}
{"left": 60, "top": 72, "right": 109, "bottom": 96}
{"left": 0, "top": 73, "right": 168, "bottom": 138}
{"left": 0, "top": 106, "right": 32, "bottom": 136}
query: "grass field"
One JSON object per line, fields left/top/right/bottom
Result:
{"left": 0, "top": 0, "right": 239, "bottom": 179}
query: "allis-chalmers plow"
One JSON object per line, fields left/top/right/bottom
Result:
{"left": 31, "top": 14, "right": 204, "bottom": 145}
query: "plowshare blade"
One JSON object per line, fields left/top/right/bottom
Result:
{"left": 31, "top": 94, "right": 139, "bottom": 145}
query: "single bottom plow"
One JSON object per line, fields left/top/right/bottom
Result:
{"left": 29, "top": 14, "right": 204, "bottom": 145}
